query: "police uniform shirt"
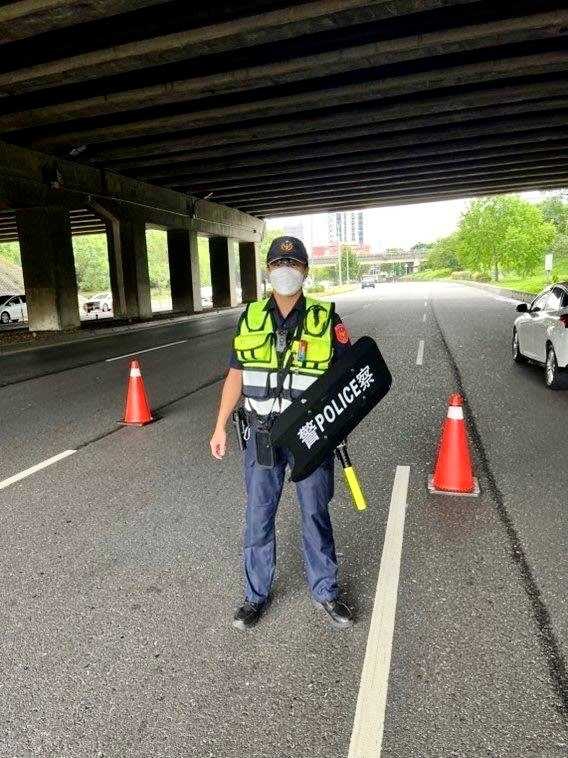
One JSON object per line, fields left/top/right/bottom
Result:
{"left": 229, "top": 294, "right": 351, "bottom": 370}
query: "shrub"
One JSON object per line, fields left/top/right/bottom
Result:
{"left": 307, "top": 284, "right": 325, "bottom": 293}
{"left": 472, "top": 271, "right": 491, "bottom": 282}
{"left": 409, "top": 268, "right": 452, "bottom": 281}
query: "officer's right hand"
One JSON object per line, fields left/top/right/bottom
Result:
{"left": 210, "top": 427, "right": 227, "bottom": 459}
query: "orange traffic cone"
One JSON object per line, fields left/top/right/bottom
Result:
{"left": 122, "top": 359, "right": 154, "bottom": 426}
{"left": 428, "top": 394, "right": 479, "bottom": 496}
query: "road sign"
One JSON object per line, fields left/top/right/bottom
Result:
{"left": 545, "top": 253, "right": 554, "bottom": 272}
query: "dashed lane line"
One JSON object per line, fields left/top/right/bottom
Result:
{"left": 105, "top": 339, "right": 188, "bottom": 362}
{"left": 416, "top": 339, "right": 425, "bottom": 365}
{"left": 0, "top": 450, "right": 76, "bottom": 491}
{"left": 348, "top": 465, "right": 411, "bottom": 758}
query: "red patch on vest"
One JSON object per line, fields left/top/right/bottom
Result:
{"left": 334, "top": 323, "right": 350, "bottom": 344}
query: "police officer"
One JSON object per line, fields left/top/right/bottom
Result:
{"left": 209, "top": 236, "right": 354, "bottom": 631}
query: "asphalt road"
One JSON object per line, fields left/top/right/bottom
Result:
{"left": 1, "top": 282, "right": 567, "bottom": 758}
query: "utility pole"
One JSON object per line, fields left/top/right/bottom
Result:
{"left": 337, "top": 241, "right": 342, "bottom": 286}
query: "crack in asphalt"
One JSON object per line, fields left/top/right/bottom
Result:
{"left": 431, "top": 301, "right": 568, "bottom": 731}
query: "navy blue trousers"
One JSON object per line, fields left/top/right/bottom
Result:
{"left": 243, "top": 430, "right": 338, "bottom": 604}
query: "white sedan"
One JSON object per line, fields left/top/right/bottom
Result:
{"left": 0, "top": 294, "right": 27, "bottom": 324}
{"left": 512, "top": 283, "right": 568, "bottom": 389}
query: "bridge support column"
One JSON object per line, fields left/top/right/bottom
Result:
{"left": 167, "top": 228, "right": 202, "bottom": 313}
{"left": 16, "top": 207, "right": 80, "bottom": 331}
{"left": 209, "top": 236, "right": 238, "bottom": 308}
{"left": 102, "top": 211, "right": 152, "bottom": 320}
{"left": 104, "top": 220, "right": 127, "bottom": 320}
{"left": 239, "top": 241, "right": 261, "bottom": 303}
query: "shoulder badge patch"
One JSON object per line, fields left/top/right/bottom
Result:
{"left": 334, "top": 323, "right": 350, "bottom": 344}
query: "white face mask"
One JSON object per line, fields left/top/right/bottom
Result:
{"left": 269, "top": 266, "right": 305, "bottom": 296}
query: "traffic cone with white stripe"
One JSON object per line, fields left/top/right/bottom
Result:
{"left": 122, "top": 359, "right": 154, "bottom": 426}
{"left": 428, "top": 394, "right": 479, "bottom": 496}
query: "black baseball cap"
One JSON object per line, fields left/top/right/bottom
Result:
{"left": 266, "top": 236, "right": 309, "bottom": 266}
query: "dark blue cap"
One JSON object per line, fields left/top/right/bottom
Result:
{"left": 266, "top": 236, "right": 309, "bottom": 266}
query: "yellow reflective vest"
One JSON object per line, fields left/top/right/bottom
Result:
{"left": 233, "top": 296, "right": 334, "bottom": 416}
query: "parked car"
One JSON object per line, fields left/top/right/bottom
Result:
{"left": 512, "top": 283, "right": 568, "bottom": 389}
{"left": 201, "top": 286, "right": 213, "bottom": 308}
{"left": 82, "top": 292, "right": 113, "bottom": 313}
{"left": 361, "top": 275, "right": 376, "bottom": 289}
{"left": 0, "top": 294, "right": 27, "bottom": 324}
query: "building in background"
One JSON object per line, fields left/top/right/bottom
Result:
{"left": 328, "top": 211, "right": 364, "bottom": 246}
{"left": 267, "top": 210, "right": 371, "bottom": 259}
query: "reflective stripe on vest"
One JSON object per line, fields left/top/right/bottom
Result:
{"left": 242, "top": 369, "right": 318, "bottom": 400}
{"left": 244, "top": 397, "right": 293, "bottom": 415}
{"left": 235, "top": 297, "right": 334, "bottom": 414}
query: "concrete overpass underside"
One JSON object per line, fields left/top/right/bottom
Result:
{"left": 0, "top": 0, "right": 567, "bottom": 219}
{"left": 0, "top": 1, "right": 567, "bottom": 330}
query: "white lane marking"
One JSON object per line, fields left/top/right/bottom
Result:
{"left": 422, "top": 313, "right": 426, "bottom": 323}
{"left": 416, "top": 339, "right": 425, "bottom": 365}
{"left": 0, "top": 450, "right": 76, "bottom": 491}
{"left": 106, "top": 339, "right": 187, "bottom": 362}
{"left": 348, "top": 465, "right": 411, "bottom": 758}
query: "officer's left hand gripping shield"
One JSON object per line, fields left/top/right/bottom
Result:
{"left": 270, "top": 336, "right": 392, "bottom": 482}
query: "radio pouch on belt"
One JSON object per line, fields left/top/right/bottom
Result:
{"left": 255, "top": 429, "right": 275, "bottom": 468}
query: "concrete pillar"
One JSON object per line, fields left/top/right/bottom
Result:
{"left": 16, "top": 207, "right": 80, "bottom": 331}
{"left": 106, "top": 215, "right": 152, "bottom": 320}
{"left": 167, "top": 229, "right": 202, "bottom": 313}
{"left": 239, "top": 241, "right": 261, "bottom": 303}
{"left": 104, "top": 220, "right": 127, "bottom": 320}
{"left": 209, "top": 236, "right": 238, "bottom": 308}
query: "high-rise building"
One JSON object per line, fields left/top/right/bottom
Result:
{"left": 328, "top": 211, "right": 364, "bottom": 245}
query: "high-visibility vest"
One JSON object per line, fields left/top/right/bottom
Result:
{"left": 233, "top": 296, "right": 334, "bottom": 416}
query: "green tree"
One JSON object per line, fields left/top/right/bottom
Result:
{"left": 72, "top": 234, "right": 110, "bottom": 292}
{"left": 198, "top": 237, "right": 211, "bottom": 286}
{"left": 145, "top": 230, "right": 170, "bottom": 290}
{"left": 312, "top": 264, "right": 338, "bottom": 284}
{"left": 0, "top": 241, "right": 21, "bottom": 266}
{"left": 411, "top": 242, "right": 433, "bottom": 256}
{"left": 338, "top": 245, "right": 361, "bottom": 282}
{"left": 423, "top": 233, "right": 460, "bottom": 271}
{"left": 539, "top": 196, "right": 568, "bottom": 235}
{"left": 456, "top": 195, "right": 555, "bottom": 280}
{"left": 549, "top": 233, "right": 568, "bottom": 261}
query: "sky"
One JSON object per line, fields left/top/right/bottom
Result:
{"left": 266, "top": 190, "right": 558, "bottom": 252}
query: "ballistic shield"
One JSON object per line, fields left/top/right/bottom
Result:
{"left": 270, "top": 336, "right": 392, "bottom": 481}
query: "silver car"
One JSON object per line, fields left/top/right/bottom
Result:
{"left": 512, "top": 283, "right": 568, "bottom": 389}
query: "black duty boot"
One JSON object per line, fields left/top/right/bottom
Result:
{"left": 232, "top": 599, "right": 268, "bottom": 631}
{"left": 313, "top": 599, "right": 354, "bottom": 629}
